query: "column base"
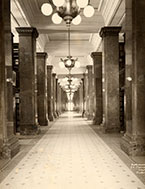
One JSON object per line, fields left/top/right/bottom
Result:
{"left": 20, "top": 124, "right": 40, "bottom": 135}
{"left": 53, "top": 112, "right": 58, "bottom": 118}
{"left": 1, "top": 135, "right": 20, "bottom": 159}
{"left": 83, "top": 111, "right": 88, "bottom": 118}
{"left": 82, "top": 110, "right": 86, "bottom": 117}
{"left": 56, "top": 111, "right": 60, "bottom": 117}
{"left": 121, "top": 134, "right": 145, "bottom": 156}
{"left": 93, "top": 117, "right": 102, "bottom": 125}
{"left": 102, "top": 124, "right": 120, "bottom": 133}
{"left": 39, "top": 119, "right": 49, "bottom": 126}
{"left": 87, "top": 114, "right": 94, "bottom": 120}
{"left": 48, "top": 115, "right": 54, "bottom": 122}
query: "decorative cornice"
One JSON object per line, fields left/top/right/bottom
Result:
{"left": 16, "top": 27, "right": 39, "bottom": 38}
{"left": 91, "top": 52, "right": 102, "bottom": 59}
{"left": 99, "top": 26, "right": 121, "bottom": 38}
{"left": 36, "top": 52, "right": 48, "bottom": 58}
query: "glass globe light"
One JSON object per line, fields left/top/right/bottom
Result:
{"left": 75, "top": 61, "right": 80, "bottom": 68}
{"left": 52, "top": 0, "right": 65, "bottom": 7}
{"left": 41, "top": 3, "right": 53, "bottom": 16}
{"left": 72, "top": 15, "right": 82, "bottom": 25}
{"left": 66, "top": 59, "right": 72, "bottom": 66}
{"left": 59, "top": 61, "right": 65, "bottom": 68}
{"left": 52, "top": 13, "right": 62, "bottom": 24}
{"left": 126, "top": 77, "right": 132, "bottom": 81}
{"left": 83, "top": 5, "right": 95, "bottom": 17}
{"left": 76, "top": 0, "right": 88, "bottom": 8}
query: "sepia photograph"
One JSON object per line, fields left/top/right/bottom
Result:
{"left": 0, "top": 0, "right": 145, "bottom": 188}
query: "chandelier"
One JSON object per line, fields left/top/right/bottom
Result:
{"left": 59, "top": 26, "right": 80, "bottom": 72}
{"left": 41, "top": 0, "right": 95, "bottom": 26}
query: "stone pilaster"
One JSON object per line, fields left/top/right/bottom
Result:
{"left": 16, "top": 27, "right": 40, "bottom": 135}
{"left": 91, "top": 52, "right": 103, "bottom": 125}
{"left": 47, "top": 65, "right": 54, "bottom": 121}
{"left": 100, "top": 27, "right": 121, "bottom": 133}
{"left": 37, "top": 52, "right": 48, "bottom": 126}
{"left": 52, "top": 73, "right": 57, "bottom": 118}
{"left": 86, "top": 65, "right": 94, "bottom": 120}
{"left": 0, "top": 0, "right": 19, "bottom": 158}
{"left": 121, "top": 0, "right": 145, "bottom": 156}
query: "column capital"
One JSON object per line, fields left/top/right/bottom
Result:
{"left": 86, "top": 65, "right": 92, "bottom": 70}
{"left": 99, "top": 27, "right": 121, "bottom": 38}
{"left": 47, "top": 65, "right": 53, "bottom": 70}
{"left": 91, "top": 52, "right": 102, "bottom": 59}
{"left": 52, "top": 73, "right": 56, "bottom": 77}
{"left": 37, "top": 52, "right": 48, "bottom": 59}
{"left": 16, "top": 27, "right": 39, "bottom": 38}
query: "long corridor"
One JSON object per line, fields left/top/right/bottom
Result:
{"left": 0, "top": 112, "right": 145, "bottom": 189}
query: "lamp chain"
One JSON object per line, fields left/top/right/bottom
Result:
{"left": 68, "top": 26, "right": 70, "bottom": 57}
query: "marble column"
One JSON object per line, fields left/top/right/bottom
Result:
{"left": 86, "top": 65, "right": 94, "bottom": 120}
{"left": 99, "top": 27, "right": 121, "bottom": 133}
{"left": 121, "top": 0, "right": 145, "bottom": 156}
{"left": 0, "top": 0, "right": 19, "bottom": 158}
{"left": 61, "top": 89, "right": 66, "bottom": 112}
{"left": 79, "top": 81, "right": 84, "bottom": 115}
{"left": 47, "top": 65, "right": 54, "bottom": 121}
{"left": 58, "top": 85, "right": 62, "bottom": 114}
{"left": 37, "top": 52, "right": 48, "bottom": 126}
{"left": 56, "top": 78, "right": 59, "bottom": 116}
{"left": 78, "top": 87, "right": 81, "bottom": 112}
{"left": 83, "top": 73, "right": 88, "bottom": 117}
{"left": 85, "top": 72, "right": 89, "bottom": 117}
{"left": 52, "top": 73, "right": 57, "bottom": 118}
{"left": 57, "top": 84, "right": 61, "bottom": 115}
{"left": 81, "top": 78, "right": 85, "bottom": 117}
{"left": 16, "top": 27, "right": 40, "bottom": 135}
{"left": 91, "top": 52, "right": 103, "bottom": 125}
{"left": 73, "top": 90, "right": 79, "bottom": 112}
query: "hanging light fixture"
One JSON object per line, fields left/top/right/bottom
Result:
{"left": 59, "top": 26, "right": 80, "bottom": 72}
{"left": 41, "top": 0, "right": 95, "bottom": 26}
{"left": 41, "top": 3, "right": 53, "bottom": 16}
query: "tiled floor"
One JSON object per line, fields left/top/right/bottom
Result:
{"left": 0, "top": 112, "right": 145, "bottom": 189}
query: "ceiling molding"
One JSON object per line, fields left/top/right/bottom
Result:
{"left": 98, "top": 0, "right": 125, "bottom": 26}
